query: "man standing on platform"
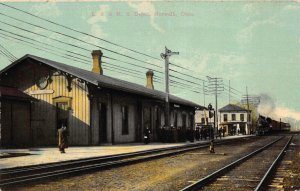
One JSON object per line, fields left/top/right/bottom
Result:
{"left": 58, "top": 123, "right": 68, "bottom": 153}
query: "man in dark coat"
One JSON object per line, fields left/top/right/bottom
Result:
{"left": 58, "top": 123, "right": 68, "bottom": 153}
{"left": 144, "top": 127, "right": 151, "bottom": 144}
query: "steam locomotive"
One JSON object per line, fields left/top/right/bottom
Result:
{"left": 256, "top": 115, "right": 291, "bottom": 135}
{"left": 256, "top": 115, "right": 272, "bottom": 135}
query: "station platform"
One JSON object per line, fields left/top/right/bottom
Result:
{"left": 0, "top": 135, "right": 253, "bottom": 170}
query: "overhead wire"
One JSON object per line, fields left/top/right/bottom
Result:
{"left": 223, "top": 86, "right": 241, "bottom": 97}
{"left": 0, "top": 4, "right": 239, "bottom": 101}
{"left": 0, "top": 33, "right": 91, "bottom": 66}
{"left": 169, "top": 62, "right": 208, "bottom": 81}
{"left": 0, "top": 28, "right": 90, "bottom": 60}
{"left": 0, "top": 33, "right": 162, "bottom": 83}
{"left": 0, "top": 3, "right": 161, "bottom": 61}
{"left": 0, "top": 12, "right": 212, "bottom": 94}
{"left": 0, "top": 22, "right": 164, "bottom": 75}
{"left": 0, "top": 49, "right": 15, "bottom": 62}
{"left": 169, "top": 68, "right": 206, "bottom": 82}
{"left": 1, "top": 32, "right": 166, "bottom": 88}
{"left": 223, "top": 83, "right": 243, "bottom": 94}
{"left": 0, "top": 42, "right": 17, "bottom": 61}
{"left": 1, "top": 30, "right": 199, "bottom": 91}
{"left": 0, "top": 11, "right": 162, "bottom": 69}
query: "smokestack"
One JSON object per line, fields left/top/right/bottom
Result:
{"left": 146, "top": 70, "right": 154, "bottom": 89}
{"left": 91, "top": 50, "right": 103, "bottom": 75}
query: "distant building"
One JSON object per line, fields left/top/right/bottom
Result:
{"left": 219, "top": 104, "right": 251, "bottom": 135}
{"left": 0, "top": 51, "right": 203, "bottom": 147}
{"left": 195, "top": 109, "right": 214, "bottom": 127}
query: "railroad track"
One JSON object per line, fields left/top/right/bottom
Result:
{"left": 265, "top": 135, "right": 298, "bottom": 191}
{"left": 0, "top": 138, "right": 244, "bottom": 187}
{"left": 180, "top": 136, "right": 292, "bottom": 191}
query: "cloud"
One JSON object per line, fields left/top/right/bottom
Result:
{"left": 168, "top": 51, "right": 245, "bottom": 88}
{"left": 30, "top": 3, "right": 61, "bottom": 18}
{"left": 128, "top": 0, "right": 165, "bottom": 33}
{"left": 83, "top": 5, "right": 110, "bottom": 43}
{"left": 236, "top": 19, "right": 277, "bottom": 45}
{"left": 274, "top": 107, "right": 300, "bottom": 121}
{"left": 283, "top": 4, "right": 300, "bottom": 10}
{"left": 196, "top": 52, "right": 245, "bottom": 79}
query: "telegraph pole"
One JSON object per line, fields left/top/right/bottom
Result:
{"left": 246, "top": 86, "right": 250, "bottom": 134}
{"left": 203, "top": 81, "right": 206, "bottom": 106}
{"left": 161, "top": 47, "right": 179, "bottom": 128}
{"left": 206, "top": 76, "right": 224, "bottom": 134}
{"left": 229, "top": 80, "right": 231, "bottom": 104}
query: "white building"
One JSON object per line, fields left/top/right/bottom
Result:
{"left": 218, "top": 104, "right": 251, "bottom": 135}
{"left": 195, "top": 109, "right": 215, "bottom": 128}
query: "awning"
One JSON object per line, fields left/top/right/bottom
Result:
{"left": 219, "top": 121, "right": 247, "bottom": 125}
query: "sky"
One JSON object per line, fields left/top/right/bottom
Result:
{"left": 0, "top": 1, "right": 299, "bottom": 130}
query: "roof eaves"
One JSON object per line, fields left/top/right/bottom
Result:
{"left": 0, "top": 54, "right": 30, "bottom": 75}
{"left": 2, "top": 54, "right": 202, "bottom": 108}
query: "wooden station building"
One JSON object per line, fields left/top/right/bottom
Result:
{"left": 0, "top": 51, "right": 202, "bottom": 147}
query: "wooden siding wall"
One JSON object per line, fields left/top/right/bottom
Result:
{"left": 0, "top": 62, "right": 91, "bottom": 146}
{"left": 90, "top": 98, "right": 99, "bottom": 145}
{"left": 25, "top": 73, "right": 90, "bottom": 145}
{"left": 90, "top": 93, "right": 111, "bottom": 145}
{"left": 113, "top": 94, "right": 137, "bottom": 143}
{"left": 170, "top": 111, "right": 174, "bottom": 126}
{"left": 0, "top": 62, "right": 197, "bottom": 145}
{"left": 160, "top": 112, "right": 165, "bottom": 127}
{"left": 1, "top": 101, "right": 12, "bottom": 146}
{"left": 177, "top": 111, "right": 183, "bottom": 127}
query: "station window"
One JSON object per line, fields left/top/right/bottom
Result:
{"left": 240, "top": 114, "right": 244, "bottom": 121}
{"left": 121, "top": 106, "right": 129, "bottom": 135}
{"left": 224, "top": 114, "right": 228, "bottom": 122}
{"left": 232, "top": 114, "right": 236, "bottom": 121}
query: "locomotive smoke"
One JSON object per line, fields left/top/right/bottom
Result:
{"left": 257, "top": 94, "right": 276, "bottom": 117}
{"left": 257, "top": 93, "right": 300, "bottom": 131}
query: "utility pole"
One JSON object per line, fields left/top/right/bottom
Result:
{"left": 161, "top": 47, "right": 179, "bottom": 128}
{"left": 206, "top": 76, "right": 224, "bottom": 134}
{"left": 229, "top": 80, "right": 231, "bottom": 104}
{"left": 203, "top": 81, "right": 206, "bottom": 106}
{"left": 246, "top": 86, "right": 250, "bottom": 134}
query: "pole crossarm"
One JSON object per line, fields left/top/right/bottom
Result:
{"left": 206, "top": 76, "right": 224, "bottom": 135}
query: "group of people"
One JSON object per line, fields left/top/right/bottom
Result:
{"left": 57, "top": 124, "right": 226, "bottom": 153}
{"left": 157, "top": 126, "right": 212, "bottom": 143}
{"left": 157, "top": 126, "right": 226, "bottom": 143}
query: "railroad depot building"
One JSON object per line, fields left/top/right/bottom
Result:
{"left": 0, "top": 51, "right": 201, "bottom": 147}
{"left": 218, "top": 104, "right": 251, "bottom": 135}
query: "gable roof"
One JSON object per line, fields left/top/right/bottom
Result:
{"left": 218, "top": 104, "right": 249, "bottom": 112}
{"left": 0, "top": 54, "right": 203, "bottom": 108}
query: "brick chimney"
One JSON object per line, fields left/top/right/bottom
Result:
{"left": 146, "top": 70, "right": 154, "bottom": 89}
{"left": 91, "top": 50, "right": 103, "bottom": 75}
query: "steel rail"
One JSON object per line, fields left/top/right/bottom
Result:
{"left": 1, "top": 141, "right": 214, "bottom": 175}
{"left": 1, "top": 138, "right": 244, "bottom": 175}
{"left": 254, "top": 136, "right": 293, "bottom": 191}
{"left": 0, "top": 138, "right": 241, "bottom": 187}
{"left": 180, "top": 136, "right": 284, "bottom": 191}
